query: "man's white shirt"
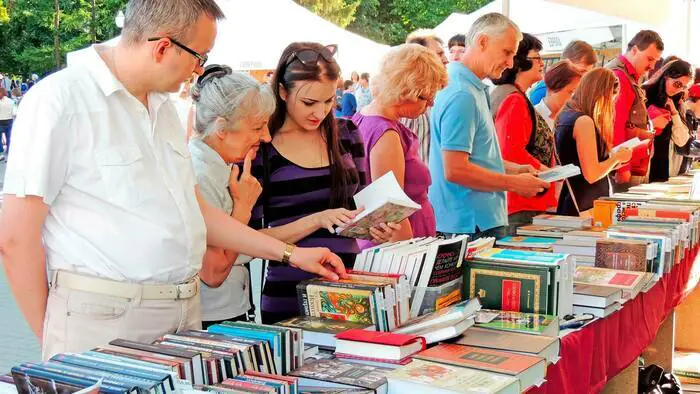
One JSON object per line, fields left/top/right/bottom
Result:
{"left": 4, "top": 45, "right": 206, "bottom": 284}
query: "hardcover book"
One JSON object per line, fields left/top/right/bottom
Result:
{"left": 455, "top": 327, "right": 560, "bottom": 364}
{"left": 386, "top": 359, "right": 519, "bottom": 394}
{"left": 594, "top": 239, "right": 651, "bottom": 272}
{"left": 414, "top": 344, "right": 546, "bottom": 390}
{"left": 516, "top": 225, "right": 575, "bottom": 238}
{"left": 496, "top": 236, "right": 559, "bottom": 250}
{"left": 289, "top": 359, "right": 391, "bottom": 391}
{"left": 573, "top": 266, "right": 646, "bottom": 291}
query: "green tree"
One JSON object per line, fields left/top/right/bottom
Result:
{"left": 0, "top": 0, "right": 127, "bottom": 76}
{"left": 0, "top": 1, "right": 9, "bottom": 24}
{"left": 296, "top": 0, "right": 361, "bottom": 28}
{"left": 347, "top": 0, "right": 490, "bottom": 45}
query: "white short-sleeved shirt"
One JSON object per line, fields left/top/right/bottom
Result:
{"left": 189, "top": 139, "right": 251, "bottom": 321}
{"left": 3, "top": 45, "right": 207, "bottom": 284}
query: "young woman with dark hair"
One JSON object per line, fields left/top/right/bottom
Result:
{"left": 644, "top": 59, "right": 694, "bottom": 181}
{"left": 251, "top": 42, "right": 398, "bottom": 323}
{"left": 490, "top": 33, "right": 552, "bottom": 225}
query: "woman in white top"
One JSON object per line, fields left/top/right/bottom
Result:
{"left": 534, "top": 60, "right": 582, "bottom": 130}
{"left": 189, "top": 65, "right": 365, "bottom": 328}
{"left": 0, "top": 87, "right": 14, "bottom": 160}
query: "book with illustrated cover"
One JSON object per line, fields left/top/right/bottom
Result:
{"left": 336, "top": 171, "right": 420, "bottom": 240}
{"left": 595, "top": 239, "right": 652, "bottom": 272}
{"left": 414, "top": 344, "right": 546, "bottom": 390}
{"left": 386, "top": 359, "right": 519, "bottom": 394}
{"left": 475, "top": 310, "right": 559, "bottom": 337}
{"left": 289, "top": 359, "right": 391, "bottom": 392}
{"left": 303, "top": 285, "right": 377, "bottom": 327}
{"left": 573, "top": 266, "right": 647, "bottom": 299}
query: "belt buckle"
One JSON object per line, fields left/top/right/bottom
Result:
{"left": 175, "top": 284, "right": 182, "bottom": 300}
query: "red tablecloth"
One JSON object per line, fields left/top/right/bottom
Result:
{"left": 529, "top": 246, "right": 700, "bottom": 394}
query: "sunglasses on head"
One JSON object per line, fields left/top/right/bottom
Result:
{"left": 285, "top": 44, "right": 338, "bottom": 68}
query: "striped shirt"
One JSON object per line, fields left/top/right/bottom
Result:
{"left": 250, "top": 118, "right": 367, "bottom": 323}
{"left": 400, "top": 110, "right": 431, "bottom": 165}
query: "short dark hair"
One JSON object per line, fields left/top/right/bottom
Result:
{"left": 123, "top": 0, "right": 225, "bottom": 44}
{"left": 562, "top": 40, "right": 597, "bottom": 66}
{"left": 406, "top": 29, "right": 438, "bottom": 47}
{"left": 492, "top": 33, "right": 543, "bottom": 85}
{"left": 344, "top": 80, "right": 354, "bottom": 90}
{"left": 627, "top": 30, "right": 664, "bottom": 52}
{"left": 360, "top": 72, "right": 370, "bottom": 81}
{"left": 448, "top": 34, "right": 466, "bottom": 49}
{"left": 544, "top": 60, "right": 582, "bottom": 92}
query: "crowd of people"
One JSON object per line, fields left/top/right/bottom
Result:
{"left": 1, "top": 0, "right": 700, "bottom": 362}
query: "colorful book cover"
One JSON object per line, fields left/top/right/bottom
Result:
{"left": 415, "top": 344, "right": 544, "bottom": 376}
{"left": 337, "top": 201, "right": 419, "bottom": 240}
{"left": 427, "top": 238, "right": 467, "bottom": 287}
{"left": 475, "top": 248, "right": 565, "bottom": 266}
{"left": 595, "top": 239, "right": 650, "bottom": 272}
{"left": 465, "top": 262, "right": 550, "bottom": 315}
{"left": 475, "top": 310, "right": 558, "bottom": 335}
{"left": 386, "top": 359, "right": 519, "bottom": 393}
{"left": 276, "top": 316, "right": 372, "bottom": 334}
{"left": 573, "top": 266, "right": 645, "bottom": 290}
{"left": 289, "top": 359, "right": 391, "bottom": 390}
{"left": 496, "top": 236, "right": 559, "bottom": 249}
{"left": 306, "top": 285, "right": 376, "bottom": 326}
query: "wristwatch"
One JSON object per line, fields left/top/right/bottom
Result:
{"left": 282, "top": 243, "right": 295, "bottom": 265}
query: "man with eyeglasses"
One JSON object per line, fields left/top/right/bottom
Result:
{"left": 0, "top": 0, "right": 347, "bottom": 359}
{"left": 606, "top": 30, "right": 664, "bottom": 190}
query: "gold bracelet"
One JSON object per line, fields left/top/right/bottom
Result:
{"left": 282, "top": 243, "right": 295, "bottom": 265}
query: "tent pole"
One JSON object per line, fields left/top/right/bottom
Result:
{"left": 685, "top": 0, "right": 692, "bottom": 61}
{"left": 502, "top": 0, "right": 510, "bottom": 17}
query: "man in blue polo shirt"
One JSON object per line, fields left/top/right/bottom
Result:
{"left": 428, "top": 12, "right": 548, "bottom": 238}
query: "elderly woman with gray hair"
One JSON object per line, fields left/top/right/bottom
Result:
{"left": 190, "top": 65, "right": 362, "bottom": 328}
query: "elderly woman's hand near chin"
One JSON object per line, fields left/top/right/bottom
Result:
{"left": 229, "top": 149, "right": 262, "bottom": 223}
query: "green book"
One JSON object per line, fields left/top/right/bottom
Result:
{"left": 476, "top": 309, "right": 560, "bottom": 337}
{"left": 465, "top": 261, "right": 550, "bottom": 315}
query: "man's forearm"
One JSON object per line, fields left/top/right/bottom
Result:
{"left": 446, "top": 160, "right": 509, "bottom": 192}
{"left": 2, "top": 246, "right": 48, "bottom": 339}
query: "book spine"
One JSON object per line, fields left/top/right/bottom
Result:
{"left": 296, "top": 282, "right": 311, "bottom": 316}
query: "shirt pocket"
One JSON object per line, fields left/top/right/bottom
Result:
{"left": 96, "top": 146, "right": 147, "bottom": 208}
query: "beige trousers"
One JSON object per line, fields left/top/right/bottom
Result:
{"left": 41, "top": 279, "right": 202, "bottom": 360}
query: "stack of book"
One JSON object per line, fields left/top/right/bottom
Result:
{"left": 289, "top": 358, "right": 392, "bottom": 393}
{"left": 515, "top": 224, "right": 577, "bottom": 238}
{"left": 394, "top": 298, "right": 482, "bottom": 344}
{"left": 465, "top": 248, "right": 574, "bottom": 317}
{"left": 552, "top": 229, "right": 606, "bottom": 266}
{"left": 573, "top": 266, "right": 649, "bottom": 301}
{"left": 474, "top": 310, "right": 560, "bottom": 338}
{"left": 495, "top": 236, "right": 558, "bottom": 251}
{"left": 333, "top": 330, "right": 426, "bottom": 367}
{"left": 532, "top": 214, "right": 592, "bottom": 229}
{"left": 454, "top": 326, "right": 560, "bottom": 364}
{"left": 354, "top": 236, "right": 492, "bottom": 318}
{"left": 572, "top": 284, "right": 623, "bottom": 318}
{"left": 386, "top": 343, "right": 547, "bottom": 394}
{"left": 9, "top": 327, "right": 303, "bottom": 394}
{"left": 295, "top": 270, "right": 411, "bottom": 332}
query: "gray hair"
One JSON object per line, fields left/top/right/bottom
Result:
{"left": 122, "top": 0, "right": 225, "bottom": 44}
{"left": 465, "top": 12, "right": 522, "bottom": 47}
{"left": 192, "top": 72, "right": 276, "bottom": 139}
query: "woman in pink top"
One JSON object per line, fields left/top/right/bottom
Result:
{"left": 352, "top": 44, "right": 448, "bottom": 239}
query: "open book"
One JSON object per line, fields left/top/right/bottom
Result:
{"left": 611, "top": 137, "right": 649, "bottom": 153}
{"left": 537, "top": 164, "right": 581, "bottom": 182}
{"left": 336, "top": 171, "right": 420, "bottom": 240}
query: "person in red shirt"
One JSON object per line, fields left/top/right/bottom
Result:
{"left": 490, "top": 33, "right": 553, "bottom": 226}
{"left": 606, "top": 30, "right": 664, "bottom": 189}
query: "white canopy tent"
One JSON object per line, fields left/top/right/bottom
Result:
{"left": 67, "top": 0, "right": 389, "bottom": 75}
{"left": 435, "top": 0, "right": 700, "bottom": 65}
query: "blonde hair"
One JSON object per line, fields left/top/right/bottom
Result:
{"left": 565, "top": 68, "right": 617, "bottom": 151}
{"left": 372, "top": 43, "right": 448, "bottom": 106}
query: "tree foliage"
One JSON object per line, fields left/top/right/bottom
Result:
{"left": 297, "top": 0, "right": 361, "bottom": 28}
{"left": 0, "top": 0, "right": 127, "bottom": 77}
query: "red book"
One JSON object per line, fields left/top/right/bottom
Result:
{"left": 335, "top": 330, "right": 426, "bottom": 361}
{"left": 334, "top": 352, "right": 414, "bottom": 365}
{"left": 414, "top": 344, "right": 546, "bottom": 390}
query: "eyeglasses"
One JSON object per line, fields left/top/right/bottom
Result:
{"left": 285, "top": 45, "right": 338, "bottom": 67}
{"left": 672, "top": 80, "right": 686, "bottom": 89}
{"left": 147, "top": 37, "right": 208, "bottom": 68}
{"left": 527, "top": 56, "right": 544, "bottom": 63}
{"left": 418, "top": 94, "right": 435, "bottom": 105}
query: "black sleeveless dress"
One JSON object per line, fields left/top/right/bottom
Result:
{"left": 555, "top": 108, "right": 613, "bottom": 216}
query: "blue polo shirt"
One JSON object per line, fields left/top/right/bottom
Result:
{"left": 528, "top": 80, "right": 547, "bottom": 105}
{"left": 428, "top": 62, "right": 507, "bottom": 234}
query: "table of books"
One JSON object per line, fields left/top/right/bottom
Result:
{"left": 528, "top": 244, "right": 700, "bottom": 394}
